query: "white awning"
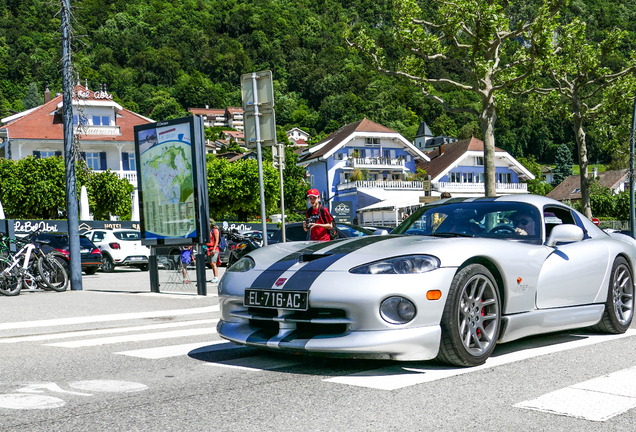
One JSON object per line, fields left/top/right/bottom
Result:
{"left": 358, "top": 192, "right": 427, "bottom": 212}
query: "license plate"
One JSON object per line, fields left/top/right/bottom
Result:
{"left": 80, "top": 249, "right": 89, "bottom": 253}
{"left": 244, "top": 289, "right": 308, "bottom": 311}
{"left": 130, "top": 256, "right": 143, "bottom": 260}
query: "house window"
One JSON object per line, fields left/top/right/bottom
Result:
{"left": 86, "top": 152, "right": 100, "bottom": 170}
{"left": 335, "top": 153, "right": 343, "bottom": 160}
{"left": 310, "top": 175, "right": 315, "bottom": 186}
{"left": 73, "top": 115, "right": 87, "bottom": 125}
{"left": 41, "top": 151, "right": 56, "bottom": 158}
{"left": 476, "top": 173, "right": 485, "bottom": 183}
{"left": 464, "top": 173, "right": 474, "bottom": 183}
{"left": 101, "top": 116, "right": 110, "bottom": 126}
{"left": 497, "top": 173, "right": 512, "bottom": 183}
{"left": 406, "top": 155, "right": 411, "bottom": 162}
{"left": 449, "top": 172, "right": 462, "bottom": 183}
{"left": 128, "top": 152, "right": 136, "bottom": 171}
{"left": 392, "top": 174, "right": 401, "bottom": 180}
{"left": 365, "top": 137, "right": 380, "bottom": 145}
{"left": 476, "top": 157, "right": 484, "bottom": 166}
{"left": 390, "top": 150, "right": 396, "bottom": 159}
{"left": 359, "top": 149, "right": 366, "bottom": 158}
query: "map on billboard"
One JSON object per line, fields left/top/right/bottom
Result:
{"left": 138, "top": 123, "right": 196, "bottom": 239}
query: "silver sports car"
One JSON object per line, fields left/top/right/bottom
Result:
{"left": 217, "top": 195, "right": 635, "bottom": 366}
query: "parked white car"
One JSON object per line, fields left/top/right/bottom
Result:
{"left": 83, "top": 229, "right": 150, "bottom": 272}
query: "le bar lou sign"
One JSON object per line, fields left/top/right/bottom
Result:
{"left": 332, "top": 201, "right": 353, "bottom": 223}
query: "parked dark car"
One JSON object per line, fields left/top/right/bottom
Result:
{"left": 33, "top": 233, "right": 102, "bottom": 275}
{"left": 268, "top": 222, "right": 373, "bottom": 244}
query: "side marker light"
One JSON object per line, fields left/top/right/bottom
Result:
{"left": 426, "top": 290, "right": 442, "bottom": 300}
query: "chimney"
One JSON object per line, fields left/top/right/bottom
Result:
{"left": 439, "top": 144, "right": 444, "bottom": 155}
{"left": 44, "top": 85, "right": 51, "bottom": 103}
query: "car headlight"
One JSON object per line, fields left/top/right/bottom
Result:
{"left": 349, "top": 255, "right": 440, "bottom": 274}
{"left": 228, "top": 256, "right": 255, "bottom": 272}
{"left": 380, "top": 297, "right": 417, "bottom": 324}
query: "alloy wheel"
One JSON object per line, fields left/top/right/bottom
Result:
{"left": 612, "top": 263, "right": 634, "bottom": 326}
{"left": 457, "top": 274, "right": 500, "bottom": 356}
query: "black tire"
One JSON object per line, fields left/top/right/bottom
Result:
{"left": 437, "top": 264, "right": 501, "bottom": 367}
{"left": 138, "top": 264, "right": 148, "bottom": 271}
{"left": 0, "top": 268, "right": 22, "bottom": 296}
{"left": 592, "top": 256, "right": 634, "bottom": 334}
{"left": 37, "top": 255, "right": 69, "bottom": 292}
{"left": 101, "top": 255, "right": 115, "bottom": 273}
{"left": 84, "top": 266, "right": 98, "bottom": 275}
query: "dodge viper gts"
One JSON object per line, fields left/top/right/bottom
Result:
{"left": 217, "top": 195, "right": 635, "bottom": 366}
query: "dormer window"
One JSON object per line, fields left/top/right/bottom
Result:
{"left": 365, "top": 137, "right": 380, "bottom": 146}
{"left": 93, "top": 116, "right": 111, "bottom": 126}
{"left": 476, "top": 157, "right": 484, "bottom": 166}
{"left": 73, "top": 115, "right": 87, "bottom": 125}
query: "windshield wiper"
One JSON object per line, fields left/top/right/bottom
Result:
{"left": 429, "top": 232, "right": 475, "bottom": 238}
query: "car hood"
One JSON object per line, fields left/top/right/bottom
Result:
{"left": 249, "top": 234, "right": 540, "bottom": 272}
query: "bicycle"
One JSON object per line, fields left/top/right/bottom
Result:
{"left": 0, "top": 229, "right": 69, "bottom": 296}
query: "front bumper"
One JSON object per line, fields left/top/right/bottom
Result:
{"left": 217, "top": 320, "right": 441, "bottom": 361}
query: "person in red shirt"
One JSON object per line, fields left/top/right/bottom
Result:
{"left": 303, "top": 189, "right": 334, "bottom": 241}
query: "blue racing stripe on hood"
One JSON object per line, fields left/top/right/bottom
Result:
{"left": 281, "top": 235, "right": 397, "bottom": 291}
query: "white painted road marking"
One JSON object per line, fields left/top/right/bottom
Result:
{"left": 324, "top": 329, "right": 636, "bottom": 390}
{"left": 0, "top": 394, "right": 66, "bottom": 410}
{"left": 116, "top": 340, "right": 241, "bottom": 359}
{"left": 68, "top": 380, "right": 148, "bottom": 393}
{"left": 45, "top": 327, "right": 218, "bottom": 348}
{"left": 515, "top": 366, "right": 636, "bottom": 421}
{"left": 0, "top": 306, "right": 219, "bottom": 330}
{"left": 0, "top": 319, "right": 218, "bottom": 343}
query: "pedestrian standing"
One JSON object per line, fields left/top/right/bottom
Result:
{"left": 207, "top": 221, "right": 221, "bottom": 283}
{"left": 179, "top": 245, "right": 193, "bottom": 283}
{"left": 303, "top": 188, "right": 334, "bottom": 241}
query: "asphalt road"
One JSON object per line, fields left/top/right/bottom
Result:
{"left": 1, "top": 266, "right": 636, "bottom": 431}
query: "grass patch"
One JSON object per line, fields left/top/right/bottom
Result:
{"left": 547, "top": 165, "right": 606, "bottom": 176}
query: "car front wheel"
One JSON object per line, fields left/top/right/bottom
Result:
{"left": 437, "top": 263, "right": 501, "bottom": 367}
{"left": 592, "top": 256, "right": 634, "bottom": 334}
{"left": 102, "top": 256, "right": 115, "bottom": 273}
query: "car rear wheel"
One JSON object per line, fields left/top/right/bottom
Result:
{"left": 138, "top": 264, "right": 148, "bottom": 271}
{"left": 592, "top": 256, "right": 634, "bottom": 334}
{"left": 102, "top": 256, "right": 115, "bottom": 273}
{"left": 84, "top": 266, "right": 98, "bottom": 275}
{"left": 437, "top": 264, "right": 501, "bottom": 367}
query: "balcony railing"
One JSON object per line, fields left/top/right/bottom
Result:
{"left": 433, "top": 182, "right": 528, "bottom": 193}
{"left": 346, "top": 157, "right": 405, "bottom": 169}
{"left": 95, "top": 170, "right": 137, "bottom": 187}
{"left": 337, "top": 180, "right": 423, "bottom": 191}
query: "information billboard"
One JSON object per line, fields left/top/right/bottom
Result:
{"left": 134, "top": 116, "right": 209, "bottom": 246}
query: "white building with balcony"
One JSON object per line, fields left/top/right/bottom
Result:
{"left": 297, "top": 118, "right": 429, "bottom": 223}
{"left": 0, "top": 83, "right": 152, "bottom": 188}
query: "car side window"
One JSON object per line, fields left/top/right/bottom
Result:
{"left": 93, "top": 231, "right": 105, "bottom": 242}
{"left": 543, "top": 206, "right": 576, "bottom": 238}
{"left": 288, "top": 226, "right": 307, "bottom": 241}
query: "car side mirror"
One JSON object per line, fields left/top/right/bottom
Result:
{"left": 372, "top": 229, "right": 389, "bottom": 236}
{"left": 546, "top": 224, "right": 584, "bottom": 247}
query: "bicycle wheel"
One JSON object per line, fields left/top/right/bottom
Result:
{"left": 37, "top": 254, "right": 69, "bottom": 292}
{"left": 0, "top": 264, "right": 22, "bottom": 296}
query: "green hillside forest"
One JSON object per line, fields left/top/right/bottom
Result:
{"left": 1, "top": 0, "right": 635, "bottom": 166}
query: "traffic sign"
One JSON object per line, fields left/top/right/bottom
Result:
{"left": 592, "top": 217, "right": 600, "bottom": 226}
{"left": 244, "top": 108, "right": 277, "bottom": 148}
{"left": 240, "top": 71, "right": 274, "bottom": 112}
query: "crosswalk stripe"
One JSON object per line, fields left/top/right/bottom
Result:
{"left": 323, "top": 329, "right": 636, "bottom": 390}
{"left": 206, "top": 355, "right": 303, "bottom": 371}
{"left": 0, "top": 306, "right": 219, "bottom": 331}
{"left": 115, "top": 340, "right": 241, "bottom": 359}
{"left": 45, "top": 327, "right": 218, "bottom": 348}
{"left": 515, "top": 366, "right": 636, "bottom": 421}
{"left": 0, "top": 319, "right": 219, "bottom": 343}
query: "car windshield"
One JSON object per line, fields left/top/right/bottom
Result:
{"left": 113, "top": 231, "right": 141, "bottom": 241}
{"left": 392, "top": 201, "right": 542, "bottom": 242}
{"left": 337, "top": 224, "right": 372, "bottom": 237}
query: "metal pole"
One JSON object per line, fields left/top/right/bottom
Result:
{"left": 279, "top": 143, "right": 286, "bottom": 242}
{"left": 630, "top": 93, "right": 636, "bottom": 238}
{"left": 61, "top": 0, "right": 82, "bottom": 290}
{"left": 252, "top": 73, "right": 268, "bottom": 246}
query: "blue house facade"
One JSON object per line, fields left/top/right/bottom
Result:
{"left": 297, "top": 119, "right": 429, "bottom": 223}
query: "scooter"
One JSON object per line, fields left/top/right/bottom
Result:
{"left": 225, "top": 229, "right": 261, "bottom": 267}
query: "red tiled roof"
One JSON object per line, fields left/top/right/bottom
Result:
{"left": 298, "top": 118, "right": 397, "bottom": 162}
{"left": 416, "top": 137, "right": 506, "bottom": 180}
{"left": 189, "top": 108, "right": 226, "bottom": 116}
{"left": 1, "top": 85, "right": 151, "bottom": 141}
{"left": 547, "top": 169, "right": 628, "bottom": 201}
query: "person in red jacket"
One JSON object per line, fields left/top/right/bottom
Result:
{"left": 303, "top": 189, "right": 334, "bottom": 241}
